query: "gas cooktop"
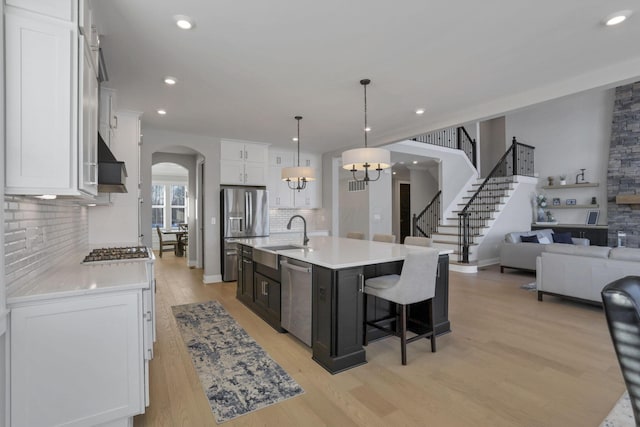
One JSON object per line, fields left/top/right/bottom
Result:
{"left": 83, "top": 246, "right": 150, "bottom": 263}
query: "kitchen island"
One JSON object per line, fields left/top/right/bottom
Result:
{"left": 235, "top": 236, "right": 451, "bottom": 374}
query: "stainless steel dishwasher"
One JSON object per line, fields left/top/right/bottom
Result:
{"left": 280, "top": 256, "right": 313, "bottom": 347}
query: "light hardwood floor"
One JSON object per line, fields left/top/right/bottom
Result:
{"left": 135, "top": 253, "right": 625, "bottom": 427}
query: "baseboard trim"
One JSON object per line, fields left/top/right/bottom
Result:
{"left": 477, "top": 258, "right": 500, "bottom": 268}
{"left": 202, "top": 274, "right": 223, "bottom": 284}
{"left": 187, "top": 259, "right": 197, "bottom": 268}
{"left": 449, "top": 262, "right": 478, "bottom": 274}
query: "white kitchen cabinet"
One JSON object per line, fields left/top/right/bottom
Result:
{"left": 78, "top": 34, "right": 99, "bottom": 195}
{"left": 4, "top": 0, "right": 99, "bottom": 197}
{"left": 267, "top": 149, "right": 322, "bottom": 208}
{"left": 10, "top": 291, "right": 146, "bottom": 426}
{"left": 220, "top": 140, "right": 268, "bottom": 185}
{"left": 6, "top": 0, "right": 74, "bottom": 21}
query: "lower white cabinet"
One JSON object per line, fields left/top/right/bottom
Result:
{"left": 10, "top": 290, "right": 150, "bottom": 426}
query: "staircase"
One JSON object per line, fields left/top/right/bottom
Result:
{"left": 430, "top": 176, "right": 517, "bottom": 264}
{"left": 411, "top": 137, "right": 537, "bottom": 270}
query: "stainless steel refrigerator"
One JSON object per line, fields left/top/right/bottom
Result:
{"left": 220, "top": 187, "right": 269, "bottom": 281}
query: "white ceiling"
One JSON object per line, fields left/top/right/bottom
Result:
{"left": 94, "top": 0, "right": 640, "bottom": 154}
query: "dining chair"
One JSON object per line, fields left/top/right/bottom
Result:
{"left": 363, "top": 248, "right": 440, "bottom": 365}
{"left": 372, "top": 233, "right": 396, "bottom": 243}
{"left": 156, "top": 226, "right": 178, "bottom": 258}
{"left": 602, "top": 276, "right": 640, "bottom": 425}
{"left": 346, "top": 232, "right": 365, "bottom": 240}
{"left": 404, "top": 236, "right": 432, "bottom": 247}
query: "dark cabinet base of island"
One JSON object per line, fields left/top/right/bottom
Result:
{"left": 312, "top": 254, "right": 450, "bottom": 374}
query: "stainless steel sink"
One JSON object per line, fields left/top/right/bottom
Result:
{"left": 253, "top": 244, "right": 304, "bottom": 269}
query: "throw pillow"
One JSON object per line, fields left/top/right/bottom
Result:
{"left": 552, "top": 232, "right": 573, "bottom": 244}
{"left": 538, "top": 236, "right": 551, "bottom": 244}
{"left": 521, "top": 235, "right": 539, "bottom": 243}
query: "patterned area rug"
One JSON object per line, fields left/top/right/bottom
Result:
{"left": 172, "top": 300, "right": 304, "bottom": 423}
{"left": 600, "top": 391, "right": 635, "bottom": 427}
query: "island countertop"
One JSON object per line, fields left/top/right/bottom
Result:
{"left": 233, "top": 235, "right": 452, "bottom": 269}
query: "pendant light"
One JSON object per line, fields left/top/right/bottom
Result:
{"left": 282, "top": 116, "right": 315, "bottom": 191}
{"left": 341, "top": 79, "right": 391, "bottom": 184}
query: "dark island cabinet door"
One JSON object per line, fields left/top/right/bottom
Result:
{"left": 312, "top": 265, "right": 366, "bottom": 374}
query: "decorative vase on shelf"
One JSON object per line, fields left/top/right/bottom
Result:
{"left": 560, "top": 180, "right": 567, "bottom": 185}
{"left": 537, "top": 207, "right": 546, "bottom": 222}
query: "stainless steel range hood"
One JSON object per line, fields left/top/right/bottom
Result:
{"left": 98, "top": 133, "right": 128, "bottom": 193}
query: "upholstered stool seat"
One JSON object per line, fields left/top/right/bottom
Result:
{"left": 363, "top": 248, "right": 440, "bottom": 365}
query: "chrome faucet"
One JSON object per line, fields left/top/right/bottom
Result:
{"left": 286, "top": 215, "right": 309, "bottom": 246}
{"left": 575, "top": 168, "right": 586, "bottom": 184}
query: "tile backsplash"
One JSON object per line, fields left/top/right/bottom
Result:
{"left": 269, "top": 208, "right": 329, "bottom": 233}
{"left": 4, "top": 197, "right": 88, "bottom": 297}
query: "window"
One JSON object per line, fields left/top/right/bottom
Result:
{"left": 151, "top": 182, "right": 188, "bottom": 229}
{"left": 151, "top": 184, "right": 165, "bottom": 228}
{"left": 170, "top": 185, "right": 186, "bottom": 227}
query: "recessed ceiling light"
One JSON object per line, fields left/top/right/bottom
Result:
{"left": 87, "top": 203, "right": 97, "bottom": 207}
{"left": 292, "top": 137, "right": 298, "bottom": 142}
{"left": 157, "top": 109, "right": 167, "bottom": 115}
{"left": 415, "top": 109, "right": 425, "bottom": 115}
{"left": 412, "top": 160, "right": 418, "bottom": 164}
{"left": 604, "top": 10, "right": 632, "bottom": 26}
{"left": 174, "top": 15, "right": 195, "bottom": 30}
{"left": 164, "top": 76, "right": 177, "bottom": 85}
{"left": 364, "top": 127, "right": 371, "bottom": 132}
{"left": 392, "top": 171, "right": 397, "bottom": 175}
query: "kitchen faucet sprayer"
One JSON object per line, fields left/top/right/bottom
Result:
{"left": 286, "top": 215, "right": 309, "bottom": 246}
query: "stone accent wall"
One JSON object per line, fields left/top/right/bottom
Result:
{"left": 608, "top": 81, "right": 640, "bottom": 247}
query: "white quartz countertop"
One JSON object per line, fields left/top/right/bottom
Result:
{"left": 235, "top": 236, "right": 452, "bottom": 269}
{"left": 8, "top": 257, "right": 151, "bottom": 306}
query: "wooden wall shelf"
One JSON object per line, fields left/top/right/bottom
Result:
{"left": 616, "top": 195, "right": 640, "bottom": 205}
{"left": 551, "top": 204, "right": 599, "bottom": 209}
{"left": 542, "top": 183, "right": 599, "bottom": 189}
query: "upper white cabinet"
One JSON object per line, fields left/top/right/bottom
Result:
{"left": 267, "top": 149, "right": 322, "bottom": 208}
{"left": 5, "top": 0, "right": 99, "bottom": 197}
{"left": 268, "top": 150, "right": 294, "bottom": 207}
{"left": 78, "top": 35, "right": 99, "bottom": 195}
{"left": 220, "top": 140, "right": 268, "bottom": 186}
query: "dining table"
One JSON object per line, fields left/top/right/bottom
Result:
{"left": 162, "top": 228, "right": 187, "bottom": 257}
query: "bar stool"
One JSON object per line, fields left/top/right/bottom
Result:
{"left": 363, "top": 248, "right": 439, "bottom": 365}
{"left": 372, "top": 233, "right": 396, "bottom": 243}
{"left": 346, "top": 232, "right": 365, "bottom": 240}
{"left": 404, "top": 236, "right": 432, "bottom": 247}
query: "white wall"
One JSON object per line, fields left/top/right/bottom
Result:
{"left": 505, "top": 88, "right": 614, "bottom": 225}
{"left": 338, "top": 167, "right": 370, "bottom": 238}
{"left": 409, "top": 167, "right": 439, "bottom": 220}
{"left": 141, "top": 128, "right": 221, "bottom": 282}
{"left": 388, "top": 140, "right": 478, "bottom": 224}
{"left": 368, "top": 169, "right": 393, "bottom": 238}
{"left": 89, "top": 111, "right": 141, "bottom": 245}
{"left": 479, "top": 116, "right": 506, "bottom": 177}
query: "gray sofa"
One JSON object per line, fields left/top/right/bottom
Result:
{"left": 500, "top": 229, "right": 589, "bottom": 273}
{"left": 537, "top": 245, "right": 640, "bottom": 304}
